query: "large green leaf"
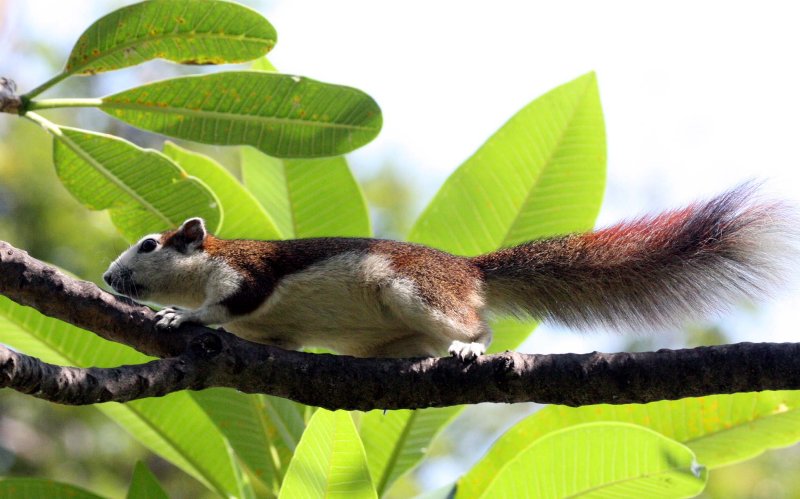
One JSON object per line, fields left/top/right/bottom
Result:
{"left": 127, "top": 461, "right": 168, "bottom": 499}
{"left": 241, "top": 147, "right": 371, "bottom": 238}
{"left": 279, "top": 410, "right": 376, "bottom": 499}
{"left": 0, "top": 478, "right": 103, "bottom": 499}
{"left": 262, "top": 395, "right": 307, "bottom": 452}
{"left": 467, "top": 422, "right": 705, "bottom": 499}
{"left": 362, "top": 72, "right": 606, "bottom": 495}
{"left": 360, "top": 408, "right": 459, "bottom": 496}
{"left": 0, "top": 296, "right": 242, "bottom": 497}
{"left": 190, "top": 389, "right": 295, "bottom": 495}
{"left": 409, "top": 71, "right": 605, "bottom": 253}
{"left": 99, "top": 395, "right": 244, "bottom": 498}
{"left": 100, "top": 72, "right": 383, "bottom": 158}
{"left": 63, "top": 0, "right": 275, "bottom": 77}
{"left": 49, "top": 125, "right": 221, "bottom": 240}
{"left": 459, "top": 391, "right": 800, "bottom": 497}
{"left": 163, "top": 142, "right": 280, "bottom": 239}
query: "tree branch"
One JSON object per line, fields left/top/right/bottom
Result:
{"left": 2, "top": 239, "right": 800, "bottom": 411}
{"left": 0, "top": 78, "right": 23, "bottom": 114}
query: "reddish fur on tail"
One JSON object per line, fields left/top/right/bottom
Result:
{"left": 472, "top": 184, "right": 797, "bottom": 331}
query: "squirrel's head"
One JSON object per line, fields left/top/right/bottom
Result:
{"left": 103, "top": 218, "right": 210, "bottom": 305}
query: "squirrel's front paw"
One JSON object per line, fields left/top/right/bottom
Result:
{"left": 155, "top": 307, "right": 190, "bottom": 329}
{"left": 448, "top": 341, "right": 486, "bottom": 362}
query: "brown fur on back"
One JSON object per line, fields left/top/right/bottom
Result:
{"left": 200, "top": 236, "right": 482, "bottom": 320}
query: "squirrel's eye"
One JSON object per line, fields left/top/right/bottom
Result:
{"left": 139, "top": 238, "right": 158, "bottom": 253}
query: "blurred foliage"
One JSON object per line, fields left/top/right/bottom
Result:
{"left": 360, "top": 163, "right": 415, "bottom": 240}
{"left": 702, "top": 447, "right": 800, "bottom": 498}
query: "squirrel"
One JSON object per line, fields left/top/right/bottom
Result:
{"left": 103, "top": 184, "right": 795, "bottom": 360}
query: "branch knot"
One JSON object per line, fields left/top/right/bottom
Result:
{"left": 190, "top": 332, "right": 223, "bottom": 358}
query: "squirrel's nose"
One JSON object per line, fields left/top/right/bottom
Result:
{"left": 102, "top": 271, "right": 112, "bottom": 285}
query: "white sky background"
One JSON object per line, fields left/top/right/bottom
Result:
{"left": 4, "top": 0, "right": 800, "bottom": 353}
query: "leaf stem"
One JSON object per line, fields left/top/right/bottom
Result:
{"left": 26, "top": 97, "right": 103, "bottom": 111}
{"left": 22, "top": 111, "right": 62, "bottom": 135}
{"left": 24, "top": 72, "right": 71, "bottom": 100}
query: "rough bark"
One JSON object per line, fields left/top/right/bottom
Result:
{"left": 1, "top": 239, "right": 799, "bottom": 411}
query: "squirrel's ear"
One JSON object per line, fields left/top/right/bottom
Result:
{"left": 176, "top": 218, "right": 207, "bottom": 249}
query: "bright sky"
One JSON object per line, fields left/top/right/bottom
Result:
{"left": 3, "top": 0, "right": 800, "bottom": 352}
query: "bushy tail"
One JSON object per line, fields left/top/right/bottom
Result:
{"left": 472, "top": 184, "right": 797, "bottom": 331}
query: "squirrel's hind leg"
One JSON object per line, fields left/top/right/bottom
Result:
{"left": 378, "top": 270, "right": 492, "bottom": 360}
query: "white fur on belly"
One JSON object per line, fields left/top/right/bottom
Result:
{"left": 226, "top": 252, "right": 461, "bottom": 356}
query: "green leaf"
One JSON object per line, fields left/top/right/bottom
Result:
{"left": 279, "top": 410, "right": 376, "bottom": 499}
{"left": 163, "top": 142, "right": 280, "bottom": 239}
{"left": 50, "top": 126, "right": 221, "bottom": 240}
{"left": 101, "top": 72, "right": 383, "bottom": 158}
{"left": 681, "top": 392, "right": 800, "bottom": 467}
{"left": 460, "top": 391, "right": 800, "bottom": 497}
{"left": 0, "top": 478, "right": 103, "bottom": 499}
{"left": 362, "top": 73, "right": 607, "bottom": 495}
{"left": 466, "top": 422, "right": 705, "bottom": 499}
{"left": 241, "top": 147, "right": 371, "bottom": 238}
{"left": 99, "top": 395, "right": 244, "bottom": 497}
{"left": 127, "top": 461, "right": 168, "bottom": 499}
{"left": 409, "top": 71, "right": 605, "bottom": 254}
{"left": 485, "top": 318, "right": 538, "bottom": 355}
{"left": 227, "top": 439, "right": 257, "bottom": 499}
{"left": 190, "top": 389, "right": 295, "bottom": 494}
{"left": 360, "top": 408, "right": 459, "bottom": 496}
{"left": 0, "top": 296, "right": 241, "bottom": 497}
{"left": 64, "top": 0, "right": 276, "bottom": 77}
{"left": 262, "top": 395, "right": 307, "bottom": 452}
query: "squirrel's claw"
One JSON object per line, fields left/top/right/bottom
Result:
{"left": 155, "top": 307, "right": 188, "bottom": 329}
{"left": 448, "top": 340, "right": 485, "bottom": 362}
